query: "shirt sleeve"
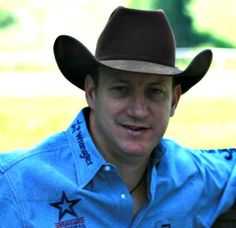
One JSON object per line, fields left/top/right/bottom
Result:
{"left": 216, "top": 161, "right": 236, "bottom": 213}
{"left": 0, "top": 172, "right": 23, "bottom": 227}
{"left": 191, "top": 148, "right": 236, "bottom": 220}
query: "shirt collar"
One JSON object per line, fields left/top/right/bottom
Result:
{"left": 151, "top": 140, "right": 166, "bottom": 167}
{"left": 66, "top": 107, "right": 107, "bottom": 188}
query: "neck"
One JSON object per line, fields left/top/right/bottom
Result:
{"left": 98, "top": 141, "right": 149, "bottom": 192}
{"left": 116, "top": 158, "right": 148, "bottom": 193}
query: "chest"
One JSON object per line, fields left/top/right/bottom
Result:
{"left": 17, "top": 177, "right": 211, "bottom": 228}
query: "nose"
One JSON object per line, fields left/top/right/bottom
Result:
{"left": 127, "top": 92, "right": 148, "bottom": 119}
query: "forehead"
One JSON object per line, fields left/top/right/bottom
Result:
{"left": 99, "top": 68, "right": 173, "bottom": 85}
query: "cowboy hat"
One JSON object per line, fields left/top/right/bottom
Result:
{"left": 54, "top": 6, "right": 212, "bottom": 93}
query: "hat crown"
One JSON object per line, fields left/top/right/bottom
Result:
{"left": 95, "top": 7, "right": 176, "bottom": 67}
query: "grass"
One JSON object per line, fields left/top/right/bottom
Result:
{"left": 0, "top": 97, "right": 87, "bottom": 151}
{"left": 1, "top": 96, "right": 236, "bottom": 151}
{"left": 166, "top": 97, "right": 236, "bottom": 149}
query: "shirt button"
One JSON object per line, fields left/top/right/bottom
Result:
{"left": 104, "top": 165, "right": 111, "bottom": 172}
{"left": 121, "top": 193, "right": 127, "bottom": 199}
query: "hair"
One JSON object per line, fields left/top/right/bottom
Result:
{"left": 172, "top": 77, "right": 177, "bottom": 89}
{"left": 89, "top": 67, "right": 100, "bottom": 88}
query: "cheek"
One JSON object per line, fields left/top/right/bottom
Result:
{"left": 94, "top": 98, "right": 124, "bottom": 130}
{"left": 154, "top": 110, "right": 170, "bottom": 130}
{"left": 151, "top": 99, "right": 173, "bottom": 118}
{"left": 150, "top": 102, "right": 172, "bottom": 132}
{"left": 101, "top": 97, "right": 128, "bottom": 115}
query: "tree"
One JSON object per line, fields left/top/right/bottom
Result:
{"left": 0, "top": 9, "right": 17, "bottom": 29}
{"left": 156, "top": 0, "right": 195, "bottom": 47}
{"left": 128, "top": 0, "right": 234, "bottom": 47}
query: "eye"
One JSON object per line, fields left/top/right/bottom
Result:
{"left": 147, "top": 86, "right": 167, "bottom": 101}
{"left": 149, "top": 87, "right": 163, "bottom": 95}
{"left": 112, "top": 86, "right": 127, "bottom": 92}
{"left": 109, "top": 85, "right": 130, "bottom": 98}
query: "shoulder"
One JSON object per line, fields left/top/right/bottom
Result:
{"left": 158, "top": 138, "right": 198, "bottom": 174}
{"left": 0, "top": 131, "right": 69, "bottom": 174}
{"left": 159, "top": 138, "right": 195, "bottom": 162}
{"left": 161, "top": 138, "right": 236, "bottom": 163}
{"left": 159, "top": 138, "right": 236, "bottom": 180}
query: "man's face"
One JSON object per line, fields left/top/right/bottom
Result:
{"left": 85, "top": 68, "right": 181, "bottom": 162}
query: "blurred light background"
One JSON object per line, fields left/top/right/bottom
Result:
{"left": 0, "top": 0, "right": 236, "bottom": 151}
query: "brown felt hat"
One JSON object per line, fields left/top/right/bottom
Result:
{"left": 54, "top": 6, "right": 213, "bottom": 93}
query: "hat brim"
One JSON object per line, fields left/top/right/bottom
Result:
{"left": 54, "top": 35, "right": 213, "bottom": 94}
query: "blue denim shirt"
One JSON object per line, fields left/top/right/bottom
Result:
{"left": 0, "top": 108, "right": 236, "bottom": 228}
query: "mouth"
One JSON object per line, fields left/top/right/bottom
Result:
{"left": 123, "top": 125, "right": 147, "bottom": 131}
{"left": 122, "top": 124, "right": 149, "bottom": 132}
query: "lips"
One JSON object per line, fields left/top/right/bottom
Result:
{"left": 124, "top": 125, "right": 146, "bottom": 131}
{"left": 121, "top": 124, "right": 150, "bottom": 137}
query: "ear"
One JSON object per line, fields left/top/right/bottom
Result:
{"left": 84, "top": 74, "right": 96, "bottom": 110}
{"left": 170, "top": 84, "right": 182, "bottom": 117}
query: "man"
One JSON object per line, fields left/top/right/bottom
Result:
{"left": 0, "top": 6, "right": 235, "bottom": 228}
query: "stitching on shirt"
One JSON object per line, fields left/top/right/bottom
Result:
{"left": 2, "top": 172, "right": 26, "bottom": 228}
{"left": 71, "top": 120, "right": 93, "bottom": 166}
{"left": 0, "top": 132, "right": 69, "bottom": 173}
{"left": 199, "top": 148, "right": 236, "bottom": 161}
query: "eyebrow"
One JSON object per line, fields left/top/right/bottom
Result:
{"left": 114, "top": 78, "right": 130, "bottom": 83}
{"left": 148, "top": 80, "right": 170, "bottom": 86}
{"left": 108, "top": 76, "right": 130, "bottom": 84}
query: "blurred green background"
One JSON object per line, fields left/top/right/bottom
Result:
{"left": 1, "top": 0, "right": 236, "bottom": 151}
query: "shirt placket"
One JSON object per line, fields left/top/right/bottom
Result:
{"left": 101, "top": 164, "right": 134, "bottom": 227}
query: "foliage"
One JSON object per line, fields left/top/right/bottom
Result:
{"left": 0, "top": 9, "right": 17, "bottom": 29}
{"left": 0, "top": 97, "right": 86, "bottom": 151}
{"left": 156, "top": 0, "right": 195, "bottom": 47}
{"left": 127, "top": 0, "right": 235, "bottom": 47}
{"left": 127, "top": 0, "right": 154, "bottom": 10}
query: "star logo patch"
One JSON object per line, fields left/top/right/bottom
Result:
{"left": 50, "top": 191, "right": 81, "bottom": 221}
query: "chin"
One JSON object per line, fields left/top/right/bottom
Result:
{"left": 122, "top": 144, "right": 151, "bottom": 157}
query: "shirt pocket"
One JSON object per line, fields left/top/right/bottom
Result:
{"left": 154, "top": 217, "right": 207, "bottom": 228}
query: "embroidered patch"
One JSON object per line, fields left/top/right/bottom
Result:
{"left": 50, "top": 191, "right": 81, "bottom": 221}
{"left": 219, "top": 148, "right": 236, "bottom": 160}
{"left": 55, "top": 217, "right": 86, "bottom": 228}
{"left": 200, "top": 148, "right": 236, "bottom": 161}
{"left": 71, "top": 120, "right": 93, "bottom": 166}
{"left": 161, "top": 225, "right": 171, "bottom": 228}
